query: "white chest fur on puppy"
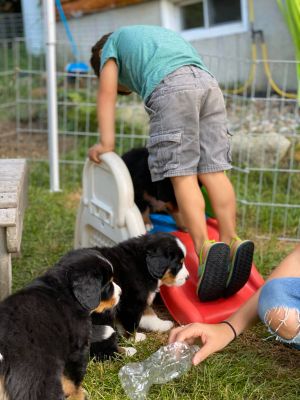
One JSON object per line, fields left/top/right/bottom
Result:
{"left": 140, "top": 237, "right": 188, "bottom": 332}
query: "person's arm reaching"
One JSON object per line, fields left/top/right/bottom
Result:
{"left": 168, "top": 291, "right": 258, "bottom": 366}
{"left": 88, "top": 59, "right": 118, "bottom": 163}
{"left": 168, "top": 244, "right": 300, "bottom": 365}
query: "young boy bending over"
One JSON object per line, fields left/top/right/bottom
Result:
{"left": 88, "top": 25, "right": 254, "bottom": 302}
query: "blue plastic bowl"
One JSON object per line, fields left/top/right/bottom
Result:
{"left": 65, "top": 62, "right": 89, "bottom": 74}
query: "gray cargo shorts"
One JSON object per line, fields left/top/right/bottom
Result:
{"left": 144, "top": 65, "right": 232, "bottom": 182}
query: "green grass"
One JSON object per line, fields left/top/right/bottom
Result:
{"left": 11, "top": 163, "right": 299, "bottom": 400}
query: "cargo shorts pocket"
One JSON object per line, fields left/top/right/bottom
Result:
{"left": 227, "top": 129, "right": 233, "bottom": 163}
{"left": 144, "top": 104, "right": 157, "bottom": 116}
{"left": 148, "top": 130, "right": 182, "bottom": 175}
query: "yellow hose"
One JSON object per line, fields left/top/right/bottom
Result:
{"left": 261, "top": 42, "right": 297, "bottom": 99}
{"left": 224, "top": 0, "right": 297, "bottom": 99}
{"left": 248, "top": 0, "right": 255, "bottom": 23}
{"left": 225, "top": 43, "right": 257, "bottom": 94}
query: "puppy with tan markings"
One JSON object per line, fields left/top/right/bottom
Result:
{"left": 122, "top": 147, "right": 188, "bottom": 231}
{"left": 0, "top": 249, "right": 121, "bottom": 400}
{"left": 90, "top": 232, "right": 189, "bottom": 360}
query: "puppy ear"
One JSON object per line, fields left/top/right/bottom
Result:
{"left": 146, "top": 252, "right": 169, "bottom": 279}
{"left": 72, "top": 274, "right": 102, "bottom": 311}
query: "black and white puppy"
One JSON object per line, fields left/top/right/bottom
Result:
{"left": 0, "top": 248, "right": 121, "bottom": 400}
{"left": 90, "top": 232, "right": 189, "bottom": 360}
{"left": 122, "top": 147, "right": 187, "bottom": 231}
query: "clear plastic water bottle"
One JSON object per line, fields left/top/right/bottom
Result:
{"left": 118, "top": 341, "right": 199, "bottom": 399}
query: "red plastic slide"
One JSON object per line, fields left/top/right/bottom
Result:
{"left": 160, "top": 218, "right": 265, "bottom": 324}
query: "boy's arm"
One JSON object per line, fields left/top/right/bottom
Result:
{"left": 89, "top": 59, "right": 118, "bottom": 163}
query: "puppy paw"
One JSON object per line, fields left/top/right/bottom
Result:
{"left": 83, "top": 388, "right": 89, "bottom": 400}
{"left": 145, "top": 223, "right": 154, "bottom": 232}
{"left": 139, "top": 314, "right": 174, "bottom": 332}
{"left": 135, "top": 332, "right": 147, "bottom": 342}
{"left": 156, "top": 320, "right": 174, "bottom": 332}
{"left": 121, "top": 347, "right": 137, "bottom": 357}
{"left": 67, "top": 387, "right": 88, "bottom": 400}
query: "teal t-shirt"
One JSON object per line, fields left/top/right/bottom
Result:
{"left": 100, "top": 25, "right": 210, "bottom": 101}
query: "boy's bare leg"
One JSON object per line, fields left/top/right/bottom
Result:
{"left": 199, "top": 172, "right": 255, "bottom": 297}
{"left": 198, "top": 171, "right": 237, "bottom": 246}
{"left": 171, "top": 174, "right": 232, "bottom": 301}
{"left": 170, "top": 175, "right": 209, "bottom": 255}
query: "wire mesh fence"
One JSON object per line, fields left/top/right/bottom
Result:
{"left": 0, "top": 13, "right": 23, "bottom": 40}
{"left": 0, "top": 38, "right": 299, "bottom": 241}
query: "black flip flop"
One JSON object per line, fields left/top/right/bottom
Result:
{"left": 224, "top": 240, "right": 254, "bottom": 298}
{"left": 197, "top": 242, "right": 230, "bottom": 302}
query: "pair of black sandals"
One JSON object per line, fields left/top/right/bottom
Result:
{"left": 197, "top": 238, "right": 255, "bottom": 302}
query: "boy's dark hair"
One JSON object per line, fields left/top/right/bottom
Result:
{"left": 90, "top": 33, "right": 113, "bottom": 77}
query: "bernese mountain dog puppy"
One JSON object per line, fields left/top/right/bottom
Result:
{"left": 121, "top": 147, "right": 187, "bottom": 231}
{"left": 90, "top": 232, "right": 189, "bottom": 360}
{"left": 0, "top": 248, "right": 121, "bottom": 400}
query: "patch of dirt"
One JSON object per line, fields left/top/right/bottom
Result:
{"left": 65, "top": 190, "right": 82, "bottom": 210}
{"left": 0, "top": 120, "right": 75, "bottom": 159}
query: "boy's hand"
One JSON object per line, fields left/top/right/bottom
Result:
{"left": 88, "top": 142, "right": 115, "bottom": 163}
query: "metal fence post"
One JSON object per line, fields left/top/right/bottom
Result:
{"left": 43, "top": 0, "right": 60, "bottom": 192}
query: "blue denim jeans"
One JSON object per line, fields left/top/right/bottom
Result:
{"left": 258, "top": 278, "right": 300, "bottom": 349}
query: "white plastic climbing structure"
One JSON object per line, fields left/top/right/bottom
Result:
{"left": 74, "top": 152, "right": 146, "bottom": 249}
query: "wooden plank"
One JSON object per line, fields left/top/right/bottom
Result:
{"left": 0, "top": 162, "right": 25, "bottom": 168}
{"left": 0, "top": 160, "right": 26, "bottom": 167}
{"left": 0, "top": 192, "right": 17, "bottom": 208}
{"left": 0, "top": 159, "right": 28, "bottom": 254}
{"left": 0, "top": 165, "right": 23, "bottom": 170}
{"left": 0, "top": 158, "right": 26, "bottom": 164}
{"left": 0, "top": 161, "right": 26, "bottom": 201}
{"left": 6, "top": 161, "right": 28, "bottom": 252}
{"left": 0, "top": 161, "right": 26, "bottom": 168}
{"left": 0, "top": 173, "right": 23, "bottom": 179}
{"left": 0, "top": 209, "right": 17, "bottom": 227}
{"left": 0, "top": 164, "right": 25, "bottom": 172}
{"left": 0, "top": 183, "right": 19, "bottom": 193}
{"left": 0, "top": 177, "right": 24, "bottom": 183}
{"left": 0, "top": 228, "right": 12, "bottom": 300}
{"left": 0, "top": 170, "right": 24, "bottom": 177}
